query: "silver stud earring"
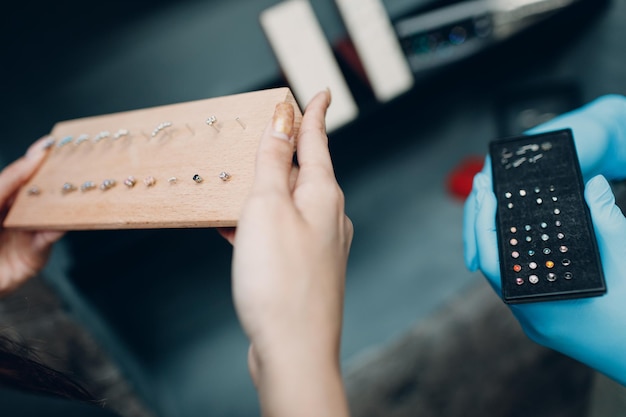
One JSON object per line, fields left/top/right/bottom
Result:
{"left": 193, "top": 174, "right": 203, "bottom": 183}
{"left": 81, "top": 181, "right": 96, "bottom": 192}
{"left": 144, "top": 176, "right": 157, "bottom": 187}
{"left": 93, "top": 131, "right": 110, "bottom": 143}
{"left": 124, "top": 176, "right": 137, "bottom": 188}
{"left": 206, "top": 116, "right": 220, "bottom": 132}
{"left": 219, "top": 171, "right": 231, "bottom": 182}
{"left": 114, "top": 129, "right": 130, "bottom": 140}
{"left": 100, "top": 179, "right": 116, "bottom": 191}
{"left": 58, "top": 136, "right": 73, "bottom": 148}
{"left": 152, "top": 122, "right": 173, "bottom": 138}
{"left": 27, "top": 186, "right": 41, "bottom": 196}
{"left": 62, "top": 183, "right": 76, "bottom": 193}
{"left": 75, "top": 134, "right": 90, "bottom": 145}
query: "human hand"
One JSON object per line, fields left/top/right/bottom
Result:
{"left": 0, "top": 138, "right": 65, "bottom": 296}
{"left": 464, "top": 95, "right": 626, "bottom": 386}
{"left": 219, "top": 90, "right": 353, "bottom": 416}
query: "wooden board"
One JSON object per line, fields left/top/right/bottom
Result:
{"left": 4, "top": 88, "right": 302, "bottom": 230}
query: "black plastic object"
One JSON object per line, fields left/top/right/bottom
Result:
{"left": 490, "top": 129, "right": 606, "bottom": 303}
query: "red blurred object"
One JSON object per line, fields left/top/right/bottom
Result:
{"left": 447, "top": 156, "right": 485, "bottom": 200}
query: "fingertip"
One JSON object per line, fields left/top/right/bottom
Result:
{"left": 583, "top": 175, "right": 626, "bottom": 276}
{"left": 0, "top": 147, "right": 50, "bottom": 205}
{"left": 216, "top": 227, "right": 236, "bottom": 246}
{"left": 26, "top": 136, "right": 55, "bottom": 160}
{"left": 472, "top": 171, "right": 492, "bottom": 193}
{"left": 31, "top": 231, "right": 65, "bottom": 253}
{"left": 480, "top": 156, "right": 492, "bottom": 176}
{"left": 584, "top": 175, "right": 625, "bottom": 231}
{"left": 585, "top": 175, "right": 612, "bottom": 202}
{"left": 305, "top": 89, "right": 331, "bottom": 116}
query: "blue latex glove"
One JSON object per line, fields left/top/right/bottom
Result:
{"left": 464, "top": 94, "right": 626, "bottom": 386}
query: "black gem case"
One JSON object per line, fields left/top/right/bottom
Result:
{"left": 489, "top": 129, "right": 606, "bottom": 303}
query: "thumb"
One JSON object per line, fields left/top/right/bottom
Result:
{"left": 473, "top": 172, "right": 502, "bottom": 293}
{"left": 585, "top": 175, "right": 626, "bottom": 257}
{"left": 32, "top": 231, "right": 66, "bottom": 252}
{"left": 252, "top": 102, "right": 296, "bottom": 194}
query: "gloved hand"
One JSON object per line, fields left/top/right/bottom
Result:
{"left": 464, "top": 94, "right": 626, "bottom": 386}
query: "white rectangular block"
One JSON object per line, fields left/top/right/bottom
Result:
{"left": 334, "top": 0, "right": 415, "bottom": 102}
{"left": 260, "top": 0, "right": 359, "bottom": 132}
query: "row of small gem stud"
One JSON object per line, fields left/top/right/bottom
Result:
{"left": 27, "top": 172, "right": 232, "bottom": 196}
{"left": 51, "top": 115, "right": 247, "bottom": 148}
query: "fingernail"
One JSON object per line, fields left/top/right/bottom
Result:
{"left": 26, "top": 136, "right": 55, "bottom": 159}
{"left": 272, "top": 103, "right": 294, "bottom": 141}
{"left": 325, "top": 87, "right": 332, "bottom": 105}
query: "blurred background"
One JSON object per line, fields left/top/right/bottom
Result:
{"left": 1, "top": 0, "right": 625, "bottom": 416}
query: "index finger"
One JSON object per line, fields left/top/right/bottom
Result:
{"left": 295, "top": 89, "right": 334, "bottom": 179}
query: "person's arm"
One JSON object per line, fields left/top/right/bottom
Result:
{"left": 219, "top": 89, "right": 353, "bottom": 417}
{"left": 463, "top": 94, "right": 626, "bottom": 386}
{"left": 0, "top": 137, "right": 65, "bottom": 296}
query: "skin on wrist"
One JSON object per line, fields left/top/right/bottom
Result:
{"left": 255, "top": 347, "right": 349, "bottom": 417}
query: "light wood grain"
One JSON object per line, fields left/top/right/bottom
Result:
{"left": 4, "top": 88, "right": 302, "bottom": 230}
